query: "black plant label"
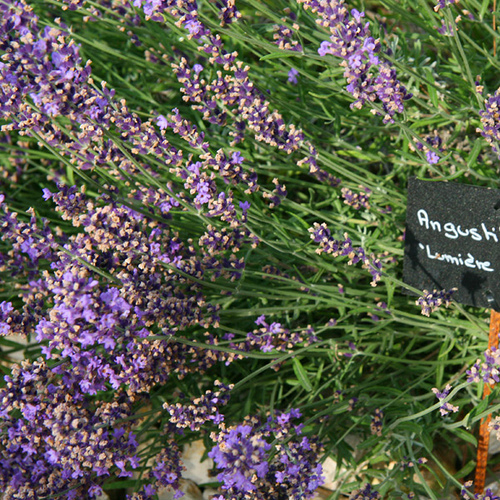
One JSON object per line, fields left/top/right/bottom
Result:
{"left": 403, "top": 178, "right": 500, "bottom": 310}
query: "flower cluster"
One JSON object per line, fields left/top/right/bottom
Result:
{"left": 488, "top": 415, "right": 500, "bottom": 442}
{"left": 461, "top": 481, "right": 500, "bottom": 500}
{"left": 0, "top": 6, "right": 91, "bottom": 122}
{"left": 208, "top": 409, "right": 324, "bottom": 500}
{"left": 434, "top": 0, "right": 457, "bottom": 11}
{"left": 416, "top": 133, "right": 443, "bottom": 165}
{"left": 432, "top": 384, "right": 459, "bottom": 416}
{"left": 349, "top": 484, "right": 382, "bottom": 500}
{"left": 163, "top": 381, "right": 232, "bottom": 433}
{"left": 245, "top": 315, "right": 317, "bottom": 353}
{"left": 288, "top": 67, "right": 300, "bottom": 84}
{"left": 399, "top": 457, "right": 428, "bottom": 471}
{"left": 367, "top": 301, "right": 392, "bottom": 322}
{"left": 273, "top": 11, "right": 303, "bottom": 52}
{"left": 341, "top": 186, "right": 371, "bottom": 210}
{"left": 467, "top": 346, "right": 500, "bottom": 385}
{"left": 478, "top": 88, "right": 500, "bottom": 159}
{"left": 370, "top": 408, "right": 383, "bottom": 436}
{"left": 298, "top": 0, "right": 412, "bottom": 123}
{"left": 309, "top": 223, "right": 383, "bottom": 286}
{"left": 436, "top": 20, "right": 454, "bottom": 36}
{"left": 0, "top": 359, "right": 139, "bottom": 499}
{"left": 415, "top": 288, "right": 456, "bottom": 316}
{"left": 263, "top": 178, "right": 288, "bottom": 208}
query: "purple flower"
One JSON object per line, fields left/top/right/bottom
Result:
{"left": 467, "top": 346, "right": 500, "bottom": 386}
{"left": 437, "top": 21, "right": 454, "bottom": 36}
{"left": 183, "top": 19, "right": 203, "bottom": 36}
{"left": 157, "top": 114, "right": 169, "bottom": 130}
{"left": 426, "top": 151, "right": 440, "bottom": 164}
{"left": 318, "top": 41, "right": 333, "bottom": 57}
{"left": 416, "top": 133, "right": 443, "bottom": 164}
{"left": 239, "top": 200, "right": 251, "bottom": 211}
{"left": 287, "top": 67, "right": 299, "bottom": 84}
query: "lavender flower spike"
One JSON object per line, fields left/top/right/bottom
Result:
{"left": 478, "top": 88, "right": 500, "bottom": 160}
{"left": 297, "top": 0, "right": 412, "bottom": 123}
{"left": 416, "top": 288, "right": 456, "bottom": 316}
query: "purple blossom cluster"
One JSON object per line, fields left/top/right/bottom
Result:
{"left": 367, "top": 301, "right": 391, "bottom": 322}
{"left": 399, "top": 456, "right": 428, "bottom": 471}
{"left": 436, "top": 20, "right": 454, "bottom": 36}
{"left": 488, "top": 415, "right": 500, "bottom": 443}
{"left": 0, "top": 358, "right": 139, "bottom": 499}
{"left": 478, "top": 88, "right": 500, "bottom": 159}
{"left": 0, "top": 6, "right": 91, "bottom": 122}
{"left": 415, "top": 288, "right": 456, "bottom": 316}
{"left": 0, "top": 0, "right": 264, "bottom": 244}
{"left": 163, "top": 381, "right": 232, "bottom": 433}
{"left": 0, "top": 188, "right": 247, "bottom": 497}
{"left": 208, "top": 409, "right": 324, "bottom": 500}
{"left": 172, "top": 57, "right": 304, "bottom": 153}
{"left": 244, "top": 315, "right": 317, "bottom": 353}
{"left": 288, "top": 67, "right": 300, "bottom": 85}
{"left": 341, "top": 186, "right": 371, "bottom": 210}
{"left": 273, "top": 11, "right": 303, "bottom": 52}
{"left": 467, "top": 346, "right": 500, "bottom": 385}
{"left": 263, "top": 178, "right": 288, "bottom": 208}
{"left": 431, "top": 384, "right": 459, "bottom": 416}
{"left": 298, "top": 0, "right": 412, "bottom": 123}
{"left": 309, "top": 222, "right": 382, "bottom": 286}
{"left": 370, "top": 408, "right": 383, "bottom": 436}
{"left": 435, "top": 0, "right": 457, "bottom": 11}
{"left": 461, "top": 481, "right": 500, "bottom": 500}
{"left": 416, "top": 134, "right": 443, "bottom": 164}
{"left": 349, "top": 483, "right": 382, "bottom": 500}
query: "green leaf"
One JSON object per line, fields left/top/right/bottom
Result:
{"left": 449, "top": 427, "right": 477, "bottom": 446}
{"left": 455, "top": 460, "right": 477, "bottom": 479}
{"left": 104, "top": 479, "right": 139, "bottom": 489}
{"left": 480, "top": 0, "right": 491, "bottom": 20}
{"left": 292, "top": 358, "right": 313, "bottom": 392}
{"left": 424, "top": 68, "right": 439, "bottom": 108}
{"left": 467, "top": 139, "right": 483, "bottom": 168}
{"left": 420, "top": 428, "right": 434, "bottom": 451}
{"left": 260, "top": 51, "right": 300, "bottom": 61}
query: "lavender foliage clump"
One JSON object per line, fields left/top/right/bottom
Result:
{"left": 1, "top": 0, "right": 498, "bottom": 497}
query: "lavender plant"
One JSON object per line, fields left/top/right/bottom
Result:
{"left": 1, "top": 0, "right": 500, "bottom": 498}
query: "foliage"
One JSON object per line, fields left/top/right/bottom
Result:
{"left": 1, "top": 0, "right": 499, "bottom": 498}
